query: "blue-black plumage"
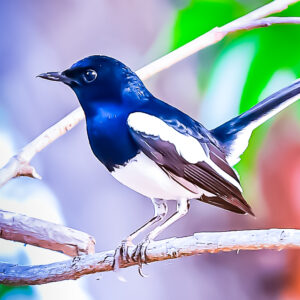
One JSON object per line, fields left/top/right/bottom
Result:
{"left": 38, "top": 55, "right": 300, "bottom": 259}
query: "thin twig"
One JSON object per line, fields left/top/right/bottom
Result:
{"left": 1, "top": 229, "right": 299, "bottom": 286}
{"left": 0, "top": 1, "right": 299, "bottom": 187}
{"left": 0, "top": 210, "right": 95, "bottom": 257}
{"left": 0, "top": 108, "right": 84, "bottom": 187}
{"left": 225, "top": 16, "right": 300, "bottom": 32}
{"left": 136, "top": 0, "right": 300, "bottom": 79}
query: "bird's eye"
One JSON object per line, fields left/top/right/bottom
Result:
{"left": 82, "top": 69, "right": 97, "bottom": 83}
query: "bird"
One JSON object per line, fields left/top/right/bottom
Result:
{"left": 38, "top": 55, "right": 300, "bottom": 266}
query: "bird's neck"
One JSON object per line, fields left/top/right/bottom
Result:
{"left": 80, "top": 99, "right": 120, "bottom": 118}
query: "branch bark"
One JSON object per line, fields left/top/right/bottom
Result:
{"left": 225, "top": 16, "right": 300, "bottom": 32}
{"left": 0, "top": 210, "right": 95, "bottom": 257}
{"left": 1, "top": 228, "right": 300, "bottom": 286}
{"left": 0, "top": 1, "right": 299, "bottom": 187}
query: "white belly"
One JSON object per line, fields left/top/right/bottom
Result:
{"left": 111, "top": 152, "right": 212, "bottom": 200}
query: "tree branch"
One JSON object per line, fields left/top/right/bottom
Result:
{"left": 0, "top": 0, "right": 299, "bottom": 187}
{"left": 1, "top": 228, "right": 300, "bottom": 286}
{"left": 0, "top": 108, "right": 84, "bottom": 187}
{"left": 0, "top": 210, "right": 95, "bottom": 257}
{"left": 225, "top": 16, "right": 300, "bottom": 32}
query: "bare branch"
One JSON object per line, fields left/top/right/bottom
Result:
{"left": 1, "top": 228, "right": 299, "bottom": 286}
{"left": 0, "top": 209, "right": 95, "bottom": 257}
{"left": 0, "top": 108, "right": 84, "bottom": 187}
{"left": 136, "top": 1, "right": 300, "bottom": 79}
{"left": 0, "top": 0, "right": 299, "bottom": 188}
{"left": 225, "top": 17, "right": 300, "bottom": 32}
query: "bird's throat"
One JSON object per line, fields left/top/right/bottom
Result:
{"left": 85, "top": 106, "right": 138, "bottom": 172}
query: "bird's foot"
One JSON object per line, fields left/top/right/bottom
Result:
{"left": 113, "top": 239, "right": 135, "bottom": 276}
{"left": 132, "top": 237, "right": 151, "bottom": 277}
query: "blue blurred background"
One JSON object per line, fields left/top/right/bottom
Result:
{"left": 1, "top": 0, "right": 300, "bottom": 299}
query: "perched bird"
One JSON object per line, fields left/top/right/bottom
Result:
{"left": 39, "top": 55, "right": 300, "bottom": 263}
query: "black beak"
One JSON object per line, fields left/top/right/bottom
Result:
{"left": 37, "top": 72, "right": 76, "bottom": 85}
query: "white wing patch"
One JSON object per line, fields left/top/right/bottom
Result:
{"left": 127, "top": 112, "right": 206, "bottom": 164}
{"left": 128, "top": 112, "right": 242, "bottom": 191}
{"left": 111, "top": 152, "right": 213, "bottom": 200}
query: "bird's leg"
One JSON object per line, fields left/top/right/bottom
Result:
{"left": 126, "top": 199, "right": 168, "bottom": 244}
{"left": 113, "top": 199, "right": 167, "bottom": 270}
{"left": 132, "top": 199, "right": 190, "bottom": 271}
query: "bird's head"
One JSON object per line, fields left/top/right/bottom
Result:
{"left": 38, "top": 55, "right": 146, "bottom": 112}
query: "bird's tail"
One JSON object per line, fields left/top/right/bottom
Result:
{"left": 211, "top": 79, "right": 300, "bottom": 166}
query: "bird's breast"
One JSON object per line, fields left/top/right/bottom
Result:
{"left": 86, "top": 112, "right": 138, "bottom": 171}
{"left": 111, "top": 152, "right": 207, "bottom": 200}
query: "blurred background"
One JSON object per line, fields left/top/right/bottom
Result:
{"left": 1, "top": 0, "right": 300, "bottom": 299}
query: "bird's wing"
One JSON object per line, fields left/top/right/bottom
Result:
{"left": 127, "top": 112, "right": 254, "bottom": 215}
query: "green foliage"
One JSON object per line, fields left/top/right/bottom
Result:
{"left": 235, "top": 3, "right": 300, "bottom": 188}
{"left": 0, "top": 284, "right": 33, "bottom": 299}
{"left": 172, "top": 0, "right": 246, "bottom": 88}
{"left": 239, "top": 4, "right": 300, "bottom": 113}
{"left": 172, "top": 0, "right": 245, "bottom": 49}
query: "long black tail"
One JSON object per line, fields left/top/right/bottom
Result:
{"left": 211, "top": 79, "right": 300, "bottom": 166}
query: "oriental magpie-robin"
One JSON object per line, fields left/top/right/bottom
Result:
{"left": 39, "top": 55, "right": 300, "bottom": 264}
